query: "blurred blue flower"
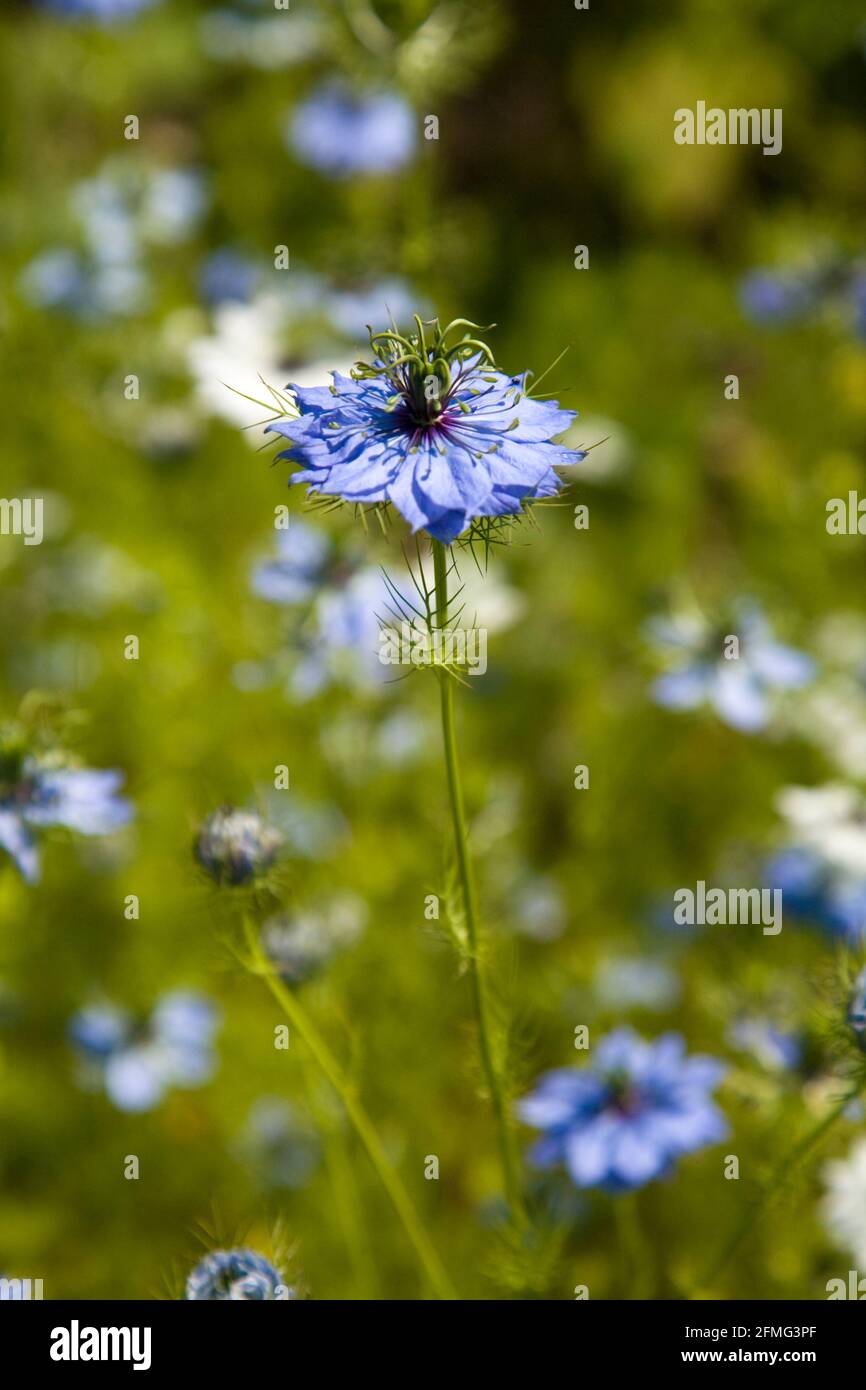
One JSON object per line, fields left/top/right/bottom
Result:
{"left": 727, "top": 1015, "right": 802, "bottom": 1072}
{"left": 39, "top": 0, "right": 159, "bottom": 19}
{"left": 19, "top": 249, "right": 147, "bottom": 321}
{"left": 269, "top": 335, "right": 584, "bottom": 544}
{"left": 199, "top": 249, "right": 258, "bottom": 306}
{"left": 326, "top": 279, "right": 420, "bottom": 340}
{"left": 288, "top": 85, "right": 416, "bottom": 177}
{"left": 739, "top": 269, "right": 812, "bottom": 325}
{"left": 68, "top": 1003, "right": 130, "bottom": 1059}
{"left": 69, "top": 990, "right": 220, "bottom": 1113}
{"left": 649, "top": 605, "right": 814, "bottom": 732}
{"left": 186, "top": 1248, "right": 290, "bottom": 1300}
{"left": 0, "top": 758, "right": 132, "bottom": 884}
{"left": 519, "top": 1028, "right": 727, "bottom": 1192}
{"left": 251, "top": 521, "right": 331, "bottom": 605}
{"left": 262, "top": 894, "right": 366, "bottom": 984}
{"left": 240, "top": 1098, "right": 320, "bottom": 1190}
{"left": 764, "top": 846, "right": 866, "bottom": 943}
{"left": 251, "top": 524, "right": 402, "bottom": 696}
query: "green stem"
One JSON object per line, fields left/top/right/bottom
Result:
{"left": 244, "top": 919, "right": 457, "bottom": 1301}
{"left": 432, "top": 540, "right": 526, "bottom": 1225}
{"left": 697, "top": 1080, "right": 864, "bottom": 1291}
{"left": 300, "top": 1065, "right": 379, "bottom": 1299}
{"left": 615, "top": 1192, "right": 654, "bottom": 1299}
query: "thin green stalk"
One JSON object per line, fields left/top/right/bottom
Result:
{"left": 697, "top": 1080, "right": 864, "bottom": 1291}
{"left": 615, "top": 1192, "right": 654, "bottom": 1299}
{"left": 432, "top": 540, "right": 526, "bottom": 1225}
{"left": 244, "top": 919, "right": 457, "bottom": 1300}
{"left": 300, "top": 1066, "right": 379, "bottom": 1299}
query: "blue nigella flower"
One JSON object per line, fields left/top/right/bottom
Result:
{"left": 68, "top": 1003, "right": 131, "bottom": 1060}
{"left": 739, "top": 269, "right": 812, "bottom": 325}
{"left": 288, "top": 84, "right": 416, "bottom": 177}
{"left": 195, "top": 806, "right": 284, "bottom": 886}
{"left": 326, "top": 278, "right": 421, "bottom": 340}
{"left": 648, "top": 603, "right": 814, "bottom": 733}
{"left": 185, "top": 1248, "right": 290, "bottom": 1300}
{"left": 240, "top": 1098, "right": 320, "bottom": 1190}
{"left": 251, "top": 522, "right": 409, "bottom": 696}
{"left": 267, "top": 318, "right": 585, "bottom": 544}
{"left": 727, "top": 1015, "right": 802, "bottom": 1073}
{"left": 199, "top": 249, "right": 258, "bottom": 306}
{"left": 38, "top": 0, "right": 159, "bottom": 20}
{"left": 764, "top": 846, "right": 866, "bottom": 943}
{"left": 519, "top": 1028, "right": 727, "bottom": 1192}
{"left": 251, "top": 520, "right": 331, "bottom": 606}
{"left": 69, "top": 990, "right": 220, "bottom": 1113}
{"left": 0, "top": 752, "right": 132, "bottom": 884}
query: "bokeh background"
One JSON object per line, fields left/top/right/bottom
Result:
{"left": 2, "top": 0, "right": 866, "bottom": 1299}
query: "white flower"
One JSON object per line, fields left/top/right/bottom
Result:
{"left": 186, "top": 292, "right": 352, "bottom": 439}
{"left": 775, "top": 783, "right": 866, "bottom": 877}
{"left": 822, "top": 1137, "right": 866, "bottom": 1267}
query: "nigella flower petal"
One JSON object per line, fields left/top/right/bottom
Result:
{"left": 652, "top": 665, "right": 712, "bottom": 711}
{"left": 564, "top": 1113, "right": 621, "bottom": 1187}
{"left": 748, "top": 640, "right": 815, "bottom": 688}
{"left": 252, "top": 521, "right": 330, "bottom": 604}
{"left": 104, "top": 1046, "right": 167, "bottom": 1113}
{"left": 0, "top": 811, "right": 40, "bottom": 884}
{"left": 23, "top": 769, "right": 133, "bottom": 834}
{"left": 712, "top": 665, "right": 768, "bottom": 731}
{"left": 517, "top": 1069, "right": 605, "bottom": 1128}
{"left": 611, "top": 1122, "right": 671, "bottom": 1188}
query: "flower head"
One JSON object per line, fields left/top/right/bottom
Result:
{"left": 0, "top": 739, "right": 132, "bottom": 884}
{"left": 185, "top": 1248, "right": 289, "bottom": 1301}
{"left": 261, "top": 894, "right": 366, "bottom": 984}
{"left": 195, "top": 806, "right": 283, "bottom": 886}
{"left": 648, "top": 603, "right": 814, "bottom": 732}
{"left": 519, "top": 1028, "right": 727, "bottom": 1192}
{"left": 69, "top": 990, "right": 220, "bottom": 1113}
{"left": 288, "top": 84, "right": 416, "bottom": 178}
{"left": 268, "top": 318, "right": 584, "bottom": 544}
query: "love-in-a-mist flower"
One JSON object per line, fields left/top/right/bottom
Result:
{"left": 251, "top": 521, "right": 409, "bottom": 696}
{"left": 739, "top": 269, "right": 813, "bottom": 325}
{"left": 0, "top": 739, "right": 132, "bottom": 884}
{"left": 267, "top": 318, "right": 585, "bottom": 544}
{"left": 195, "top": 807, "right": 283, "bottom": 886}
{"left": 765, "top": 784, "right": 866, "bottom": 942}
{"left": 69, "top": 991, "right": 220, "bottom": 1113}
{"left": 519, "top": 1028, "right": 727, "bottom": 1192}
{"left": 39, "top": 0, "right": 158, "bottom": 18}
{"left": 186, "top": 1249, "right": 292, "bottom": 1301}
{"left": 648, "top": 603, "right": 814, "bottom": 732}
{"left": 288, "top": 84, "right": 416, "bottom": 177}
